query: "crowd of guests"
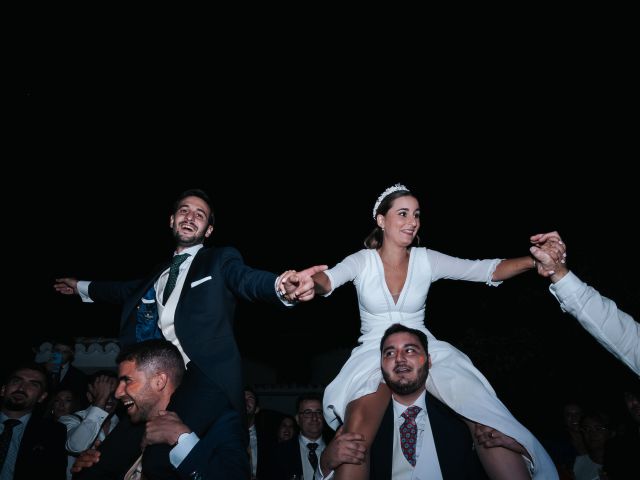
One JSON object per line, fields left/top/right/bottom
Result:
{"left": 1, "top": 331, "right": 638, "bottom": 479}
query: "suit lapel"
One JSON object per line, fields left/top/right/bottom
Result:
{"left": 371, "top": 394, "right": 469, "bottom": 480}
{"left": 179, "top": 247, "right": 206, "bottom": 301}
{"left": 427, "top": 392, "right": 472, "bottom": 479}
{"left": 15, "top": 416, "right": 38, "bottom": 472}
{"left": 370, "top": 402, "right": 394, "bottom": 480}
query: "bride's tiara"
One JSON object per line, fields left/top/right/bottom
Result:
{"left": 372, "top": 183, "right": 410, "bottom": 220}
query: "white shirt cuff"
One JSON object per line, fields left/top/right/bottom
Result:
{"left": 316, "top": 465, "right": 334, "bottom": 480}
{"left": 274, "top": 275, "right": 296, "bottom": 307}
{"left": 170, "top": 432, "right": 199, "bottom": 467}
{"left": 77, "top": 281, "right": 93, "bottom": 303}
{"left": 548, "top": 271, "right": 581, "bottom": 311}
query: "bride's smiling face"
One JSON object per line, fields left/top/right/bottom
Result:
{"left": 378, "top": 195, "right": 420, "bottom": 247}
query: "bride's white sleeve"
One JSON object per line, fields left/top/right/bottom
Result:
{"left": 426, "top": 249, "right": 503, "bottom": 286}
{"left": 323, "top": 249, "right": 368, "bottom": 296}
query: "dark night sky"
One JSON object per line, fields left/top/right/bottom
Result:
{"left": 10, "top": 45, "right": 638, "bottom": 434}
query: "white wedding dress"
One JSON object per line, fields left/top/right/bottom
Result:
{"left": 322, "top": 247, "right": 557, "bottom": 479}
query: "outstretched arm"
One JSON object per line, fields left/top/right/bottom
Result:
{"left": 531, "top": 232, "right": 639, "bottom": 375}
{"left": 489, "top": 231, "right": 566, "bottom": 282}
{"left": 491, "top": 257, "right": 538, "bottom": 281}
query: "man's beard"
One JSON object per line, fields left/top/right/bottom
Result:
{"left": 381, "top": 363, "right": 428, "bottom": 396}
{"left": 173, "top": 228, "right": 205, "bottom": 247}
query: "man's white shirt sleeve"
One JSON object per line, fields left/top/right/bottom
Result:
{"left": 77, "top": 281, "right": 93, "bottom": 303}
{"left": 59, "top": 406, "right": 109, "bottom": 453}
{"left": 550, "top": 271, "right": 640, "bottom": 375}
{"left": 170, "top": 432, "right": 200, "bottom": 467}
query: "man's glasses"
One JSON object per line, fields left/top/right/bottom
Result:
{"left": 580, "top": 425, "right": 609, "bottom": 434}
{"left": 299, "top": 410, "right": 323, "bottom": 419}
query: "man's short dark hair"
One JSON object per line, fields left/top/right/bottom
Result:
{"left": 173, "top": 188, "right": 214, "bottom": 225}
{"left": 380, "top": 323, "right": 429, "bottom": 354}
{"left": 116, "top": 339, "right": 185, "bottom": 387}
{"left": 296, "top": 392, "right": 322, "bottom": 413}
{"left": 4, "top": 362, "right": 50, "bottom": 391}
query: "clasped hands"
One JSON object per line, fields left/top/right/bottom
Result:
{"left": 278, "top": 265, "right": 327, "bottom": 302}
{"left": 530, "top": 231, "right": 568, "bottom": 278}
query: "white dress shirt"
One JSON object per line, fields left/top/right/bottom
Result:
{"left": 550, "top": 271, "right": 640, "bottom": 376}
{"left": 391, "top": 391, "right": 443, "bottom": 480}
{"left": 299, "top": 434, "right": 325, "bottom": 480}
{"left": 78, "top": 245, "right": 204, "bottom": 366}
{"left": 249, "top": 424, "right": 258, "bottom": 477}
{"left": 58, "top": 406, "right": 119, "bottom": 453}
{"left": 317, "top": 391, "right": 442, "bottom": 480}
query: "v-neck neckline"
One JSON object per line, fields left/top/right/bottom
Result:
{"left": 376, "top": 248, "right": 413, "bottom": 306}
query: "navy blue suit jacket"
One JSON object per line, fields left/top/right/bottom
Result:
{"left": 89, "top": 246, "right": 281, "bottom": 413}
{"left": 176, "top": 409, "right": 250, "bottom": 480}
{"left": 13, "top": 415, "right": 68, "bottom": 480}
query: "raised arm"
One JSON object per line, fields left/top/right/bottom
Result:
{"left": 491, "top": 257, "right": 538, "bottom": 281}
{"left": 530, "top": 231, "right": 639, "bottom": 376}
{"left": 491, "top": 232, "right": 566, "bottom": 282}
{"left": 313, "top": 271, "right": 332, "bottom": 295}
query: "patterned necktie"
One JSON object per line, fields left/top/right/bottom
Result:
{"left": 0, "top": 419, "right": 21, "bottom": 469}
{"left": 400, "top": 406, "right": 421, "bottom": 467}
{"left": 163, "top": 253, "right": 190, "bottom": 304}
{"left": 307, "top": 442, "right": 319, "bottom": 472}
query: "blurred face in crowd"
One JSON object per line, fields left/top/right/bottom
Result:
{"left": 278, "top": 416, "right": 296, "bottom": 442}
{"left": 624, "top": 391, "right": 640, "bottom": 424}
{"left": 53, "top": 343, "right": 74, "bottom": 364}
{"left": 51, "top": 389, "right": 76, "bottom": 418}
{"left": 563, "top": 403, "right": 583, "bottom": 432}
{"left": 1, "top": 368, "right": 48, "bottom": 414}
{"left": 244, "top": 390, "right": 258, "bottom": 416}
{"left": 296, "top": 399, "right": 324, "bottom": 440}
{"left": 580, "top": 415, "right": 612, "bottom": 451}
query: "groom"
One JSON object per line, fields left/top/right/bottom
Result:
{"left": 55, "top": 188, "right": 324, "bottom": 479}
